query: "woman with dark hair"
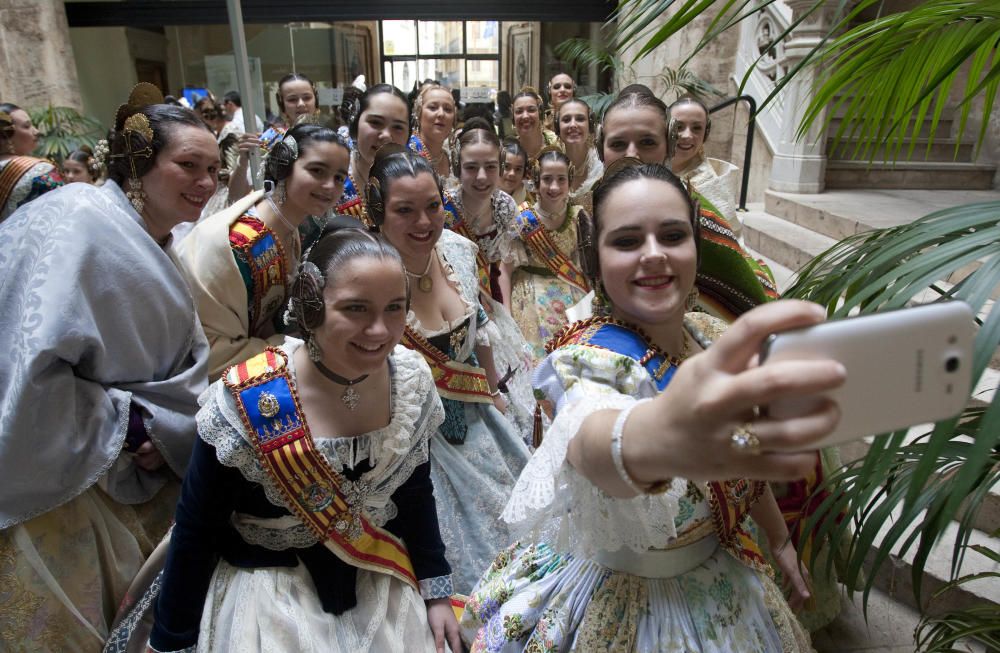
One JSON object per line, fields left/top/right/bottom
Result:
{"left": 151, "top": 226, "right": 463, "bottom": 652}
{"left": 336, "top": 83, "right": 410, "bottom": 226}
{"left": 462, "top": 161, "right": 835, "bottom": 652}
{"left": 502, "top": 147, "right": 589, "bottom": 363}
{"left": 0, "top": 83, "right": 216, "bottom": 649}
{"left": 498, "top": 139, "right": 529, "bottom": 205}
{"left": 598, "top": 85, "right": 777, "bottom": 323}
{"left": 443, "top": 118, "right": 538, "bottom": 444}
{"left": 367, "top": 146, "right": 531, "bottom": 594}
{"left": 0, "top": 101, "right": 64, "bottom": 221}
{"left": 228, "top": 72, "right": 320, "bottom": 200}
{"left": 62, "top": 144, "right": 103, "bottom": 184}
{"left": 178, "top": 122, "right": 351, "bottom": 379}
{"left": 409, "top": 83, "right": 458, "bottom": 185}
{"left": 555, "top": 98, "right": 603, "bottom": 213}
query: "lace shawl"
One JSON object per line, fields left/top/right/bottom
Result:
{"left": 503, "top": 344, "right": 697, "bottom": 557}
{"left": 198, "top": 339, "right": 445, "bottom": 550}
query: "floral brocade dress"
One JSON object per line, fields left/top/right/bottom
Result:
{"left": 461, "top": 314, "right": 813, "bottom": 653}
{"left": 404, "top": 229, "right": 532, "bottom": 594}
{"left": 505, "top": 203, "right": 589, "bottom": 363}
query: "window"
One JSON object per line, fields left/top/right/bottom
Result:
{"left": 380, "top": 20, "right": 499, "bottom": 92}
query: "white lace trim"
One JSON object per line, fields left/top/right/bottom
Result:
{"left": 199, "top": 340, "right": 444, "bottom": 550}
{"left": 503, "top": 347, "right": 682, "bottom": 557}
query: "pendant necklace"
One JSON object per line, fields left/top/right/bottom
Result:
{"left": 267, "top": 196, "right": 299, "bottom": 234}
{"left": 313, "top": 359, "right": 368, "bottom": 411}
{"left": 406, "top": 254, "right": 435, "bottom": 292}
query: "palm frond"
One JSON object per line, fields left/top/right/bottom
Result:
{"left": 915, "top": 544, "right": 1000, "bottom": 651}
{"left": 802, "top": 0, "right": 1000, "bottom": 160}
{"left": 27, "top": 105, "right": 104, "bottom": 162}
{"left": 553, "top": 37, "right": 621, "bottom": 76}
{"left": 789, "top": 202, "right": 1000, "bottom": 604}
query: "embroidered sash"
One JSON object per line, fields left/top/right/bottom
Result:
{"left": 401, "top": 327, "right": 493, "bottom": 404}
{"left": 443, "top": 193, "right": 492, "bottom": 296}
{"left": 0, "top": 156, "right": 42, "bottom": 209}
{"left": 335, "top": 174, "right": 373, "bottom": 228}
{"left": 545, "top": 317, "right": 680, "bottom": 392}
{"left": 229, "top": 215, "right": 289, "bottom": 333}
{"left": 514, "top": 205, "right": 589, "bottom": 293}
{"left": 546, "top": 317, "right": 770, "bottom": 573}
{"left": 224, "top": 348, "right": 418, "bottom": 588}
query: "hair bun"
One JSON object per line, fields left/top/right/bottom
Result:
{"left": 372, "top": 142, "right": 408, "bottom": 166}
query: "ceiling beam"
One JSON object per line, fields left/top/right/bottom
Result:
{"left": 65, "top": 0, "right": 615, "bottom": 27}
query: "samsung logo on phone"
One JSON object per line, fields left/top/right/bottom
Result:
{"left": 915, "top": 348, "right": 924, "bottom": 392}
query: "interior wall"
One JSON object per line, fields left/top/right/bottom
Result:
{"left": 70, "top": 27, "right": 136, "bottom": 125}
{"left": 1, "top": 0, "right": 82, "bottom": 110}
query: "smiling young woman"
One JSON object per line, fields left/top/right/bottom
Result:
{"left": 0, "top": 87, "right": 215, "bottom": 649}
{"left": 149, "top": 227, "right": 463, "bottom": 653}
{"left": 178, "top": 123, "right": 352, "bottom": 379}
{"left": 502, "top": 147, "right": 590, "bottom": 363}
{"left": 369, "top": 146, "right": 532, "bottom": 595}
{"left": 337, "top": 84, "right": 410, "bottom": 227}
{"left": 461, "top": 162, "right": 843, "bottom": 653}
{"left": 408, "top": 83, "right": 457, "bottom": 184}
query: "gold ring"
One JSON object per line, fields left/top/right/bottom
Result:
{"left": 730, "top": 423, "right": 762, "bottom": 455}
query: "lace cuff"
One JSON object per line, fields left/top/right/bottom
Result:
{"left": 148, "top": 645, "right": 195, "bottom": 653}
{"left": 419, "top": 574, "right": 455, "bottom": 600}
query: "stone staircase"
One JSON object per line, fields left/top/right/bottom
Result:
{"left": 825, "top": 107, "right": 996, "bottom": 190}
{"left": 739, "top": 189, "right": 1000, "bottom": 632}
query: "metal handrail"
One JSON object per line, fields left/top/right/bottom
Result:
{"left": 708, "top": 94, "right": 756, "bottom": 212}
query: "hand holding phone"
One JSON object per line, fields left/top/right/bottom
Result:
{"left": 759, "top": 301, "right": 975, "bottom": 450}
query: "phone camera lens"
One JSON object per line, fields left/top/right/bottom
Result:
{"left": 945, "top": 356, "right": 960, "bottom": 373}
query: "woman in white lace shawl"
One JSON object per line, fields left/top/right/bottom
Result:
{"left": 0, "top": 92, "right": 216, "bottom": 650}
{"left": 461, "top": 161, "right": 847, "bottom": 652}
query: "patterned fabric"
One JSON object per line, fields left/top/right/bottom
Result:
{"left": 258, "top": 125, "right": 286, "bottom": 153}
{"left": 419, "top": 574, "right": 457, "bottom": 600}
{"left": 505, "top": 204, "right": 589, "bottom": 362}
{"left": 460, "top": 316, "right": 813, "bottom": 652}
{"left": 335, "top": 172, "right": 372, "bottom": 227}
{"left": 443, "top": 188, "right": 517, "bottom": 301}
{"left": 407, "top": 230, "right": 532, "bottom": 594}
{"left": 0, "top": 157, "right": 64, "bottom": 222}
{"left": 567, "top": 147, "right": 603, "bottom": 215}
{"left": 229, "top": 213, "right": 291, "bottom": 336}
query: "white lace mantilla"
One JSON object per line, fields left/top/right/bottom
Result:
{"left": 504, "top": 344, "right": 698, "bottom": 557}
{"left": 199, "top": 339, "right": 444, "bottom": 551}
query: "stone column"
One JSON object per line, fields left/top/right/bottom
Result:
{"left": 768, "top": 0, "right": 836, "bottom": 193}
{"left": 0, "top": 0, "right": 82, "bottom": 109}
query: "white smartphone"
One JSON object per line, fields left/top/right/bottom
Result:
{"left": 759, "top": 301, "right": 975, "bottom": 450}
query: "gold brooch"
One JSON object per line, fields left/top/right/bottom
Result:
{"left": 257, "top": 392, "right": 281, "bottom": 418}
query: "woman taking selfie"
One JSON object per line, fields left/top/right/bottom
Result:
{"left": 462, "top": 161, "right": 843, "bottom": 652}
{"left": 368, "top": 146, "right": 531, "bottom": 594}
{"left": 151, "top": 227, "right": 462, "bottom": 653}
{"left": 599, "top": 85, "right": 776, "bottom": 321}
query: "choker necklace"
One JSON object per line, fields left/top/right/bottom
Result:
{"left": 405, "top": 254, "right": 434, "bottom": 292}
{"left": 313, "top": 359, "right": 368, "bottom": 410}
{"left": 267, "top": 196, "right": 298, "bottom": 234}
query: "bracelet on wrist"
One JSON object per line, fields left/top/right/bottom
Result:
{"left": 610, "top": 400, "right": 672, "bottom": 495}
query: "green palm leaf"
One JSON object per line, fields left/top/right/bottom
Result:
{"left": 789, "top": 203, "right": 1000, "bottom": 608}
{"left": 27, "top": 105, "right": 104, "bottom": 163}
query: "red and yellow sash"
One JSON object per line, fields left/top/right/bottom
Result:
{"left": 401, "top": 327, "right": 494, "bottom": 404}
{"left": 514, "top": 204, "right": 589, "bottom": 294}
{"left": 0, "top": 156, "right": 43, "bottom": 209}
{"left": 224, "top": 348, "right": 418, "bottom": 588}
{"left": 443, "top": 193, "right": 492, "bottom": 296}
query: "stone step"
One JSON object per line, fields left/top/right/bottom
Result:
{"left": 826, "top": 137, "right": 975, "bottom": 164}
{"left": 828, "top": 115, "right": 956, "bottom": 140}
{"left": 826, "top": 161, "right": 996, "bottom": 191}
{"left": 859, "top": 501, "right": 1000, "bottom": 619}
{"left": 742, "top": 209, "right": 838, "bottom": 273}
